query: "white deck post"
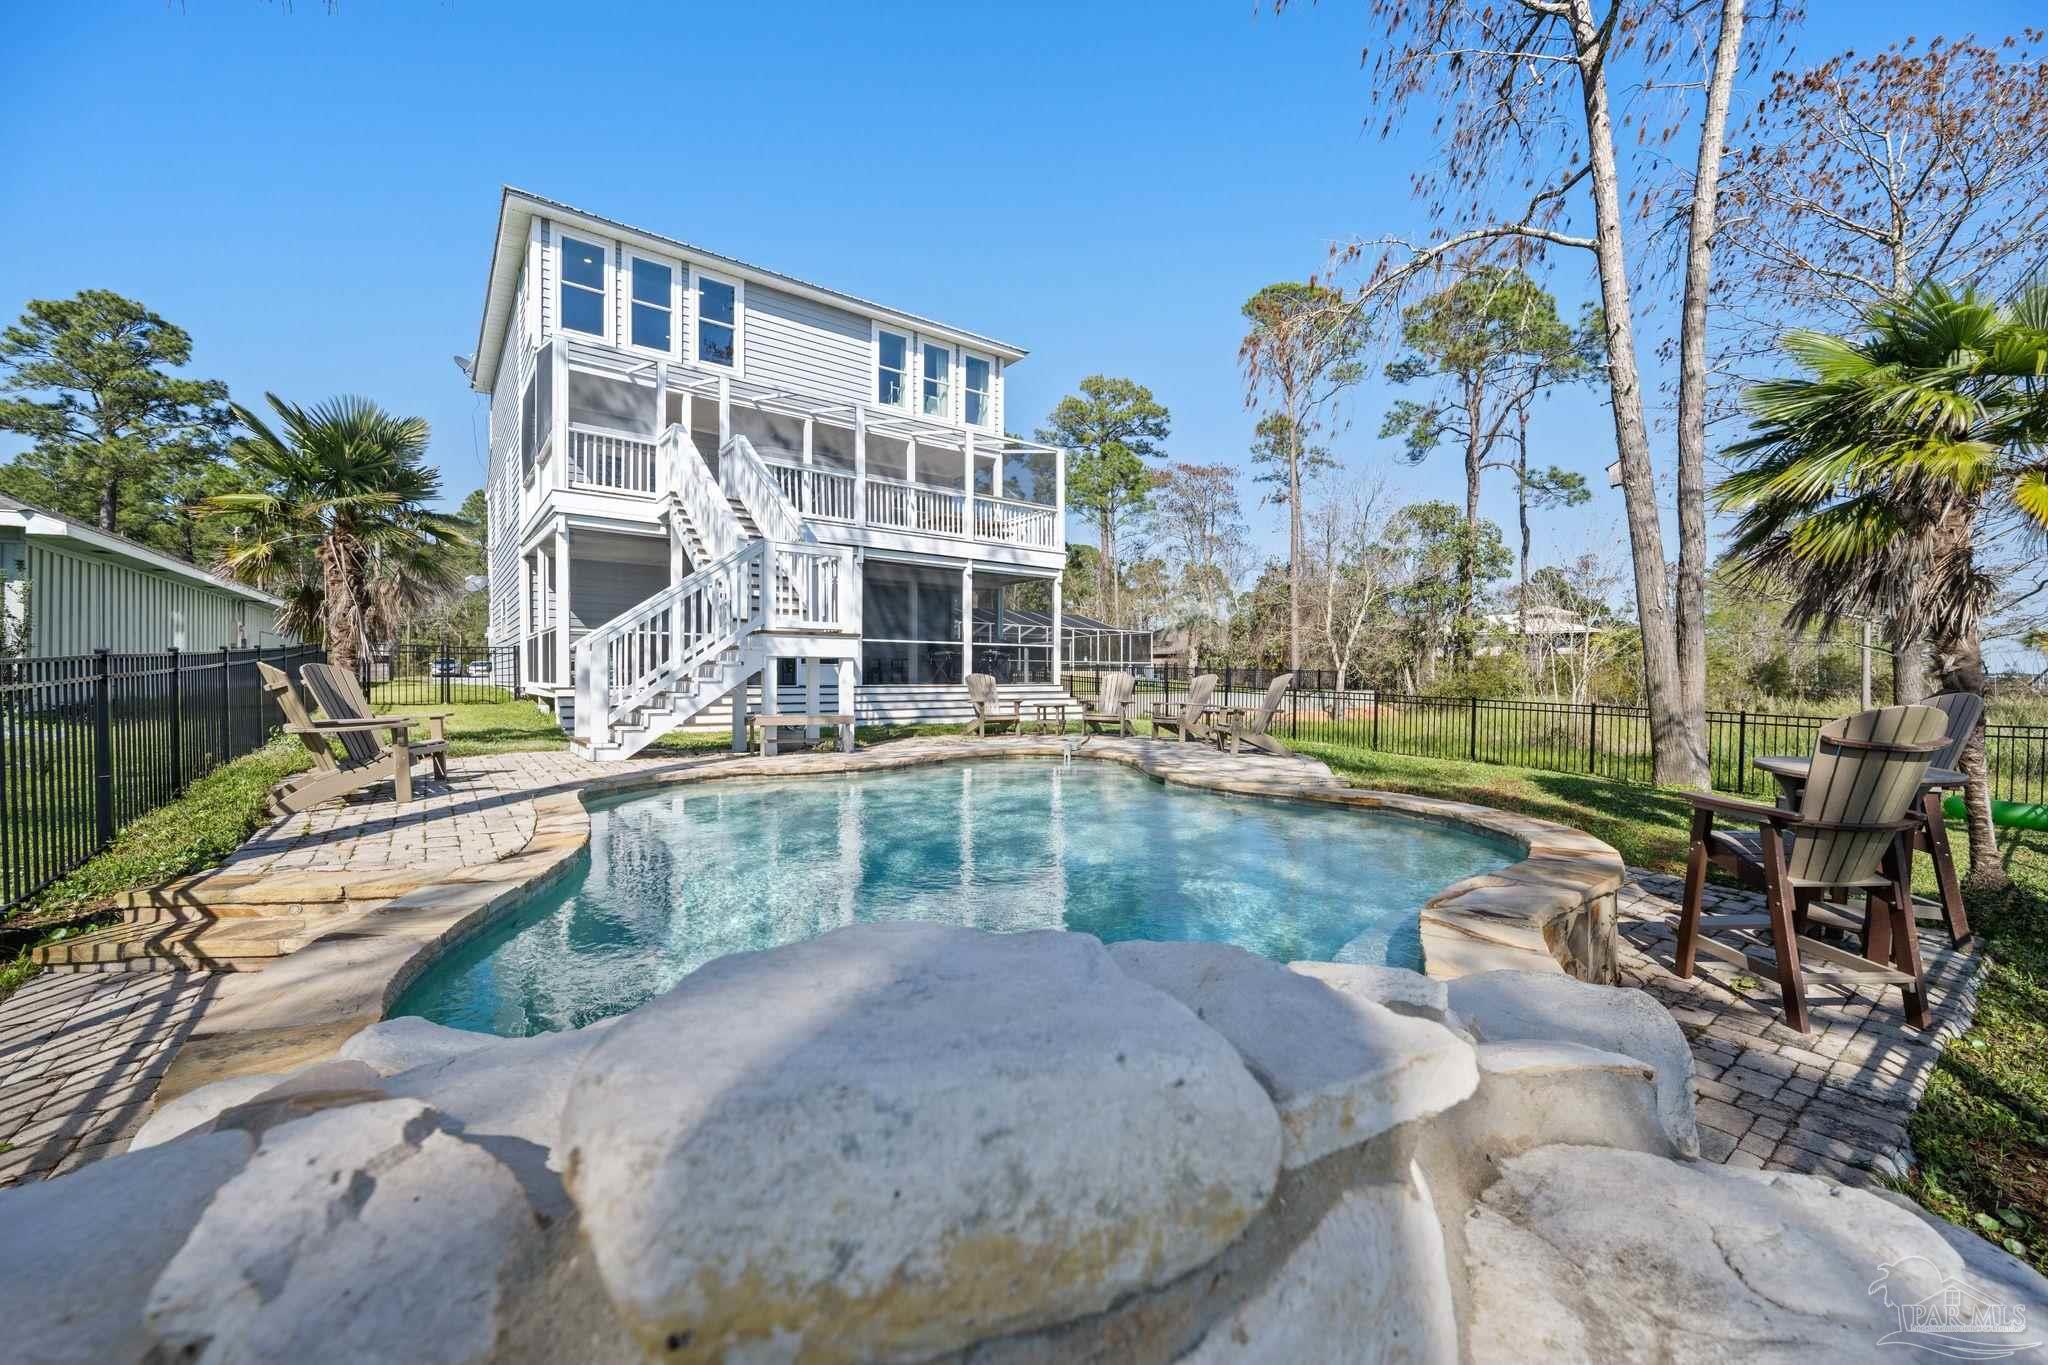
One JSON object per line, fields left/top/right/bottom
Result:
{"left": 853, "top": 406, "right": 867, "bottom": 526}
{"left": 654, "top": 361, "right": 670, "bottom": 489}
{"left": 965, "top": 429, "right": 977, "bottom": 541}
{"left": 718, "top": 374, "right": 732, "bottom": 450}
{"left": 805, "top": 660, "right": 820, "bottom": 740}
{"left": 516, "top": 548, "right": 532, "bottom": 694}
{"left": 554, "top": 522, "right": 572, "bottom": 694}
{"left": 731, "top": 669, "right": 750, "bottom": 754}
{"left": 1055, "top": 446, "right": 1067, "bottom": 552}
{"left": 1051, "top": 574, "right": 1063, "bottom": 685}
{"left": 961, "top": 562, "right": 974, "bottom": 682}
{"left": 837, "top": 656, "right": 856, "bottom": 752}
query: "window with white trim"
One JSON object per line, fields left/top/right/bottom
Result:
{"left": 696, "top": 272, "right": 737, "bottom": 368}
{"left": 559, "top": 235, "right": 607, "bottom": 338}
{"left": 628, "top": 255, "right": 674, "bottom": 354}
{"left": 921, "top": 341, "right": 952, "bottom": 419}
{"left": 964, "top": 355, "right": 993, "bottom": 428}
{"left": 876, "top": 328, "right": 909, "bottom": 408}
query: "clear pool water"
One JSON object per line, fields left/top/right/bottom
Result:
{"left": 392, "top": 761, "right": 1521, "bottom": 1037}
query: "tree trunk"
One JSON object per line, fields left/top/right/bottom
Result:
{"left": 320, "top": 536, "right": 360, "bottom": 675}
{"left": 1933, "top": 624, "right": 2005, "bottom": 888}
{"left": 1099, "top": 508, "right": 1118, "bottom": 627}
{"left": 1287, "top": 399, "right": 1303, "bottom": 673}
{"left": 1889, "top": 614, "right": 1929, "bottom": 704}
{"left": 1670, "top": 0, "right": 1744, "bottom": 791}
{"left": 98, "top": 478, "right": 120, "bottom": 535}
{"left": 1515, "top": 401, "right": 1531, "bottom": 642}
{"left": 1461, "top": 379, "right": 1485, "bottom": 641}
{"left": 1569, "top": 0, "right": 1702, "bottom": 788}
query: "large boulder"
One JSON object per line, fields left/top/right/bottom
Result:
{"left": 1180, "top": 1161, "right": 1459, "bottom": 1365}
{"left": 0, "top": 1132, "right": 252, "bottom": 1365}
{"left": 1466, "top": 1145, "right": 2048, "bottom": 1363}
{"left": 129, "top": 1073, "right": 286, "bottom": 1151}
{"left": 561, "top": 923, "right": 1283, "bottom": 1364}
{"left": 336, "top": 1015, "right": 498, "bottom": 1075}
{"left": 1447, "top": 970, "right": 1699, "bottom": 1157}
{"left": 1111, "top": 942, "right": 1478, "bottom": 1168}
{"left": 145, "top": 1097, "right": 545, "bottom": 1365}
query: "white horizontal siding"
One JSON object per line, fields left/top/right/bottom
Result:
{"left": 743, "top": 285, "right": 869, "bottom": 407}
{"left": 486, "top": 323, "right": 525, "bottom": 648}
{"left": 25, "top": 542, "right": 290, "bottom": 655}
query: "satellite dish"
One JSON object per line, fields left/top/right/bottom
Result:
{"left": 452, "top": 354, "right": 475, "bottom": 377}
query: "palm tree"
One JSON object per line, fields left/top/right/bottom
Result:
{"left": 206, "top": 394, "right": 471, "bottom": 674}
{"left": 1715, "top": 283, "right": 2048, "bottom": 886}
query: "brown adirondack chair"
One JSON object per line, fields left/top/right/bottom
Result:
{"left": 1081, "top": 672, "right": 1136, "bottom": 736}
{"left": 1150, "top": 673, "right": 1219, "bottom": 743}
{"left": 259, "top": 662, "right": 449, "bottom": 813}
{"left": 301, "top": 662, "right": 451, "bottom": 782}
{"left": 965, "top": 672, "right": 1021, "bottom": 737}
{"left": 1215, "top": 673, "right": 1294, "bottom": 756}
{"left": 1675, "top": 703, "right": 1947, "bottom": 1033}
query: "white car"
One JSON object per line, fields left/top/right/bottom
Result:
{"left": 465, "top": 659, "right": 493, "bottom": 678}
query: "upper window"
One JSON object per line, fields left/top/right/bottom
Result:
{"left": 697, "top": 274, "right": 737, "bottom": 368}
{"left": 922, "top": 342, "right": 952, "bottom": 419}
{"left": 876, "top": 329, "right": 909, "bottom": 408}
{"left": 559, "top": 235, "right": 607, "bottom": 337}
{"left": 629, "top": 257, "right": 673, "bottom": 354}
{"left": 964, "top": 355, "right": 993, "bottom": 428}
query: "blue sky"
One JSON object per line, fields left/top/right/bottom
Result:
{"left": 2, "top": 1, "right": 2033, "bottom": 594}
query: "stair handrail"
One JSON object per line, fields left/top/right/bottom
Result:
{"left": 574, "top": 540, "right": 763, "bottom": 747}
{"left": 762, "top": 542, "right": 857, "bottom": 634}
{"left": 661, "top": 424, "right": 743, "bottom": 562}
{"left": 718, "top": 434, "right": 811, "bottom": 545}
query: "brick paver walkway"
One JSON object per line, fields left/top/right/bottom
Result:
{"left": 0, "top": 749, "right": 1986, "bottom": 1191}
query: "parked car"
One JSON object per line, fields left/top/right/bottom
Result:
{"left": 465, "top": 659, "right": 493, "bottom": 678}
{"left": 431, "top": 658, "right": 460, "bottom": 677}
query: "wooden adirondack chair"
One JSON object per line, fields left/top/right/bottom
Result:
{"left": 1675, "top": 703, "right": 1947, "bottom": 1033}
{"left": 300, "top": 662, "right": 452, "bottom": 783}
{"left": 1081, "top": 672, "right": 1136, "bottom": 736}
{"left": 259, "top": 662, "right": 450, "bottom": 814}
{"left": 1215, "top": 673, "right": 1294, "bottom": 756}
{"left": 1150, "top": 673, "right": 1219, "bottom": 743}
{"left": 966, "top": 672, "right": 1022, "bottom": 737}
{"left": 1914, "top": 691, "right": 1982, "bottom": 946}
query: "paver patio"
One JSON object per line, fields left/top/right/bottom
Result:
{"left": 0, "top": 746, "right": 1984, "bottom": 1190}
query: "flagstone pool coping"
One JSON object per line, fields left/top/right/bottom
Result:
{"left": 151, "top": 736, "right": 1625, "bottom": 1105}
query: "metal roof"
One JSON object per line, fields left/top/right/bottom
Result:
{"left": 472, "top": 187, "right": 1031, "bottom": 392}
{"left": 0, "top": 493, "right": 287, "bottom": 608}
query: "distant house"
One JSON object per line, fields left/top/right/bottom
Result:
{"left": 1478, "top": 604, "right": 1594, "bottom": 657}
{"left": 0, "top": 494, "right": 295, "bottom": 656}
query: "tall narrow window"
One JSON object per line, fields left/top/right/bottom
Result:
{"left": 876, "top": 329, "right": 908, "bottom": 407}
{"left": 697, "top": 274, "right": 737, "bottom": 367}
{"left": 629, "top": 257, "right": 672, "bottom": 353}
{"left": 559, "top": 236, "right": 606, "bottom": 337}
{"left": 922, "top": 342, "right": 951, "bottom": 419}
{"left": 964, "top": 355, "right": 992, "bottom": 428}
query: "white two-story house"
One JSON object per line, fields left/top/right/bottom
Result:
{"left": 471, "top": 188, "right": 1072, "bottom": 758}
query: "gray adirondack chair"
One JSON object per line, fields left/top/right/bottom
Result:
{"left": 965, "top": 672, "right": 1022, "bottom": 737}
{"left": 1675, "top": 703, "right": 1948, "bottom": 1033}
{"left": 301, "top": 662, "right": 452, "bottom": 781}
{"left": 1150, "top": 674, "right": 1219, "bottom": 743}
{"left": 260, "top": 662, "right": 451, "bottom": 813}
{"left": 1081, "top": 672, "right": 1136, "bottom": 736}
{"left": 1215, "top": 673, "right": 1294, "bottom": 756}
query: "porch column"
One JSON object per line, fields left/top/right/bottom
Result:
{"left": 853, "top": 406, "right": 867, "bottom": 526}
{"left": 718, "top": 374, "right": 732, "bottom": 449}
{"left": 516, "top": 548, "right": 532, "bottom": 693}
{"left": 837, "top": 656, "right": 856, "bottom": 753}
{"left": 553, "top": 523, "right": 572, "bottom": 690}
{"left": 1051, "top": 574, "right": 1063, "bottom": 684}
{"left": 965, "top": 430, "right": 976, "bottom": 542}
{"left": 961, "top": 563, "right": 974, "bottom": 681}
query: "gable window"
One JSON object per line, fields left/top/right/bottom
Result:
{"left": 964, "top": 355, "right": 993, "bottom": 428}
{"left": 629, "top": 256, "right": 673, "bottom": 354}
{"left": 876, "top": 329, "right": 909, "bottom": 408}
{"left": 559, "top": 235, "right": 607, "bottom": 337}
{"left": 696, "top": 272, "right": 737, "bottom": 368}
{"left": 921, "top": 342, "right": 952, "bottom": 419}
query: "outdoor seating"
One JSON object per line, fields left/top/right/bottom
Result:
{"left": 1150, "top": 673, "right": 1219, "bottom": 743}
{"left": 1676, "top": 703, "right": 1947, "bottom": 1033}
{"left": 750, "top": 711, "right": 855, "bottom": 756}
{"left": 258, "top": 662, "right": 451, "bottom": 813}
{"left": 1080, "top": 672, "right": 1136, "bottom": 736}
{"left": 965, "top": 672, "right": 1023, "bottom": 737}
{"left": 1214, "top": 673, "right": 1294, "bottom": 756}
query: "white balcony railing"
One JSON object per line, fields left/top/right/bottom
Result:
{"left": 567, "top": 424, "right": 657, "bottom": 495}
{"left": 866, "top": 475, "right": 967, "bottom": 537}
{"left": 973, "top": 495, "right": 1060, "bottom": 549}
{"left": 765, "top": 459, "right": 856, "bottom": 523}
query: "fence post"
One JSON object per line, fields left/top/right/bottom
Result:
{"left": 1586, "top": 701, "right": 1599, "bottom": 774}
{"left": 1736, "top": 710, "right": 1748, "bottom": 796}
{"left": 1468, "top": 695, "right": 1479, "bottom": 761}
{"left": 1370, "top": 689, "right": 1381, "bottom": 752}
{"left": 440, "top": 638, "right": 452, "bottom": 705}
{"left": 168, "top": 646, "right": 184, "bottom": 794}
{"left": 220, "top": 646, "right": 233, "bottom": 759}
{"left": 92, "top": 648, "right": 114, "bottom": 846}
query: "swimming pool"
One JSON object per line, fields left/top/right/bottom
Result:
{"left": 391, "top": 761, "right": 1523, "bottom": 1036}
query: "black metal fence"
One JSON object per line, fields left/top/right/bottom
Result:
{"left": 1068, "top": 664, "right": 2048, "bottom": 806}
{"left": 365, "top": 642, "right": 521, "bottom": 707}
{"left": 0, "top": 644, "right": 325, "bottom": 916}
